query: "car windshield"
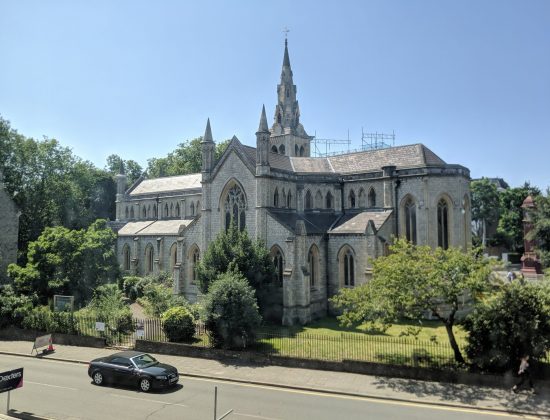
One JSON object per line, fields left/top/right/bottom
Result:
{"left": 131, "top": 353, "right": 158, "bottom": 368}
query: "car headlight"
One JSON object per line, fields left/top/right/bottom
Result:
{"left": 156, "top": 375, "right": 167, "bottom": 380}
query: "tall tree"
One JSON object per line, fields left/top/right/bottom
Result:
{"left": 105, "top": 154, "right": 143, "bottom": 186}
{"left": 8, "top": 219, "right": 119, "bottom": 305}
{"left": 146, "top": 137, "right": 230, "bottom": 178}
{"left": 527, "top": 189, "right": 550, "bottom": 267}
{"left": 496, "top": 183, "right": 540, "bottom": 252}
{"left": 331, "top": 239, "right": 491, "bottom": 364}
{"left": 471, "top": 178, "right": 500, "bottom": 248}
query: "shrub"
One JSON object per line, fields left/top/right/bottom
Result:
{"left": 202, "top": 269, "right": 262, "bottom": 349}
{"left": 122, "top": 276, "right": 145, "bottom": 301}
{"left": 0, "top": 285, "right": 34, "bottom": 328}
{"left": 161, "top": 306, "right": 195, "bottom": 342}
{"left": 138, "top": 282, "right": 188, "bottom": 318}
{"left": 464, "top": 281, "right": 550, "bottom": 372}
{"left": 21, "top": 306, "right": 78, "bottom": 334}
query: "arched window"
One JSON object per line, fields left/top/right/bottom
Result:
{"left": 287, "top": 191, "right": 292, "bottom": 208}
{"left": 271, "top": 246, "right": 284, "bottom": 287}
{"left": 175, "top": 203, "right": 181, "bottom": 218}
{"left": 299, "top": 146, "right": 305, "bottom": 157}
{"left": 295, "top": 145, "right": 299, "bottom": 156}
{"left": 223, "top": 183, "right": 246, "bottom": 231}
{"left": 277, "top": 113, "right": 281, "bottom": 124}
{"left": 282, "top": 189, "right": 287, "bottom": 208}
{"left": 164, "top": 203, "right": 169, "bottom": 218}
{"left": 279, "top": 145, "right": 285, "bottom": 155}
{"left": 153, "top": 204, "right": 158, "bottom": 218}
{"left": 189, "top": 245, "right": 200, "bottom": 285}
{"left": 368, "top": 188, "right": 376, "bottom": 207}
{"left": 305, "top": 190, "right": 313, "bottom": 210}
{"left": 348, "top": 190, "right": 356, "bottom": 208}
{"left": 130, "top": 207, "right": 135, "bottom": 219}
{"left": 358, "top": 189, "right": 366, "bottom": 208}
{"left": 437, "top": 199, "right": 449, "bottom": 249}
{"left": 170, "top": 203, "right": 174, "bottom": 217}
{"left": 326, "top": 191, "right": 333, "bottom": 209}
{"left": 338, "top": 246, "right": 355, "bottom": 287}
{"left": 404, "top": 198, "right": 417, "bottom": 244}
{"left": 271, "top": 145, "right": 278, "bottom": 153}
{"left": 315, "top": 190, "right": 323, "bottom": 209}
{"left": 125, "top": 206, "right": 129, "bottom": 219}
{"left": 145, "top": 244, "right": 154, "bottom": 274}
{"left": 190, "top": 202, "right": 195, "bottom": 216}
{"left": 142, "top": 206, "right": 147, "bottom": 219}
{"left": 308, "top": 245, "right": 320, "bottom": 288}
{"left": 286, "top": 89, "right": 289, "bottom": 98}
{"left": 169, "top": 243, "right": 177, "bottom": 270}
{"left": 274, "top": 188, "right": 279, "bottom": 207}
{"left": 122, "top": 245, "right": 131, "bottom": 271}
{"left": 196, "top": 201, "right": 200, "bottom": 214}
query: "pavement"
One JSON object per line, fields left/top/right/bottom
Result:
{"left": 0, "top": 340, "right": 549, "bottom": 419}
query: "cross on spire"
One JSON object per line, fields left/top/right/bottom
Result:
{"left": 283, "top": 26, "right": 290, "bottom": 45}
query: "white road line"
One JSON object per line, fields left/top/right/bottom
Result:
{"left": 233, "top": 412, "right": 283, "bottom": 420}
{"left": 26, "top": 381, "right": 78, "bottom": 390}
{"left": 110, "top": 393, "right": 188, "bottom": 407}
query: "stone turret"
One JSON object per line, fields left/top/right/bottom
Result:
{"left": 201, "top": 118, "right": 215, "bottom": 177}
{"left": 115, "top": 162, "right": 127, "bottom": 221}
{"left": 256, "top": 105, "right": 270, "bottom": 173}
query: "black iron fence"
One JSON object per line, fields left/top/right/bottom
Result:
{"left": 39, "top": 315, "right": 550, "bottom": 371}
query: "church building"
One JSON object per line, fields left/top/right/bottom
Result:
{"left": 112, "top": 40, "right": 472, "bottom": 325}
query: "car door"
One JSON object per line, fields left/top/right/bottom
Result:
{"left": 110, "top": 357, "right": 135, "bottom": 386}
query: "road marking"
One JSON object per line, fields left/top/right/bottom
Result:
{"left": 184, "top": 377, "right": 540, "bottom": 419}
{"left": 26, "top": 381, "right": 78, "bottom": 390}
{"left": 233, "top": 412, "right": 282, "bottom": 420}
{"left": 110, "top": 393, "right": 188, "bottom": 408}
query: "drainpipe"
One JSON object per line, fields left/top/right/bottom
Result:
{"left": 394, "top": 178, "right": 401, "bottom": 237}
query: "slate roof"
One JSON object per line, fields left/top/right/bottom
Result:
{"left": 129, "top": 173, "right": 201, "bottom": 196}
{"left": 268, "top": 210, "right": 340, "bottom": 235}
{"left": 118, "top": 220, "right": 193, "bottom": 236}
{"left": 329, "top": 210, "right": 393, "bottom": 234}
{"left": 237, "top": 143, "right": 446, "bottom": 175}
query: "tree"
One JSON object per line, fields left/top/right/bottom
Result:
{"left": 330, "top": 239, "right": 491, "bottom": 364}
{"left": 0, "top": 117, "right": 117, "bottom": 255}
{"left": 146, "top": 137, "right": 230, "bottom": 178}
{"left": 196, "top": 224, "right": 275, "bottom": 294}
{"left": 463, "top": 281, "right": 550, "bottom": 372}
{"left": 105, "top": 154, "right": 143, "bottom": 186}
{"left": 527, "top": 190, "right": 550, "bottom": 268}
{"left": 495, "top": 183, "right": 539, "bottom": 252}
{"left": 8, "top": 219, "right": 119, "bottom": 305}
{"left": 202, "top": 269, "right": 262, "bottom": 349}
{"left": 471, "top": 178, "right": 500, "bottom": 248}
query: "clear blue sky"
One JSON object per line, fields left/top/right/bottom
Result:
{"left": 1, "top": 0, "right": 549, "bottom": 189}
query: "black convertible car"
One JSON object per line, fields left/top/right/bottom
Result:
{"left": 88, "top": 351, "right": 179, "bottom": 392}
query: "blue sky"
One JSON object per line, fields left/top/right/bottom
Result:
{"left": 1, "top": 1, "right": 549, "bottom": 189}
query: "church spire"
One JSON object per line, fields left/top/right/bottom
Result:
{"left": 283, "top": 38, "right": 291, "bottom": 68}
{"left": 202, "top": 118, "right": 213, "bottom": 143}
{"left": 258, "top": 104, "right": 269, "bottom": 133}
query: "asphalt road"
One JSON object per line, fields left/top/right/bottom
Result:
{"left": 0, "top": 355, "right": 536, "bottom": 420}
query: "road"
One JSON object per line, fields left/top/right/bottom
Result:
{"left": 0, "top": 355, "right": 537, "bottom": 420}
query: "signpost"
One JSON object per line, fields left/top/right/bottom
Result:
{"left": 0, "top": 368, "right": 23, "bottom": 414}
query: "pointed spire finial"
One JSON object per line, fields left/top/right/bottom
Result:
{"left": 283, "top": 27, "right": 290, "bottom": 67}
{"left": 258, "top": 105, "right": 269, "bottom": 133}
{"left": 202, "top": 118, "right": 213, "bottom": 143}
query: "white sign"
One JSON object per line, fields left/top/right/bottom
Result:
{"left": 136, "top": 328, "right": 145, "bottom": 338}
{"left": 95, "top": 322, "right": 105, "bottom": 332}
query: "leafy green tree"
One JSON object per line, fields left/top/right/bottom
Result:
{"left": 137, "top": 282, "right": 188, "bottom": 318}
{"left": 8, "top": 220, "right": 119, "bottom": 304}
{"left": 161, "top": 306, "right": 196, "bottom": 342}
{"left": 196, "top": 224, "right": 275, "bottom": 294}
{"left": 0, "top": 285, "right": 34, "bottom": 328}
{"left": 495, "top": 183, "right": 539, "bottom": 252}
{"left": 105, "top": 154, "right": 143, "bottom": 186}
{"left": 527, "top": 190, "right": 550, "bottom": 268}
{"left": 331, "top": 239, "right": 491, "bottom": 364}
{"left": 202, "top": 268, "right": 262, "bottom": 349}
{"left": 464, "top": 281, "right": 550, "bottom": 372}
{"left": 146, "top": 137, "right": 230, "bottom": 178}
{"left": 0, "top": 117, "right": 116, "bottom": 254}
{"left": 471, "top": 178, "right": 500, "bottom": 248}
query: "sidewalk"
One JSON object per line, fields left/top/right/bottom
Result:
{"left": 0, "top": 340, "right": 549, "bottom": 418}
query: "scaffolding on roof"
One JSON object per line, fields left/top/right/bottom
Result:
{"left": 311, "top": 128, "right": 396, "bottom": 157}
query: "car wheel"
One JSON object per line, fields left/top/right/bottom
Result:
{"left": 139, "top": 377, "right": 151, "bottom": 392}
{"left": 92, "top": 371, "right": 104, "bottom": 386}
